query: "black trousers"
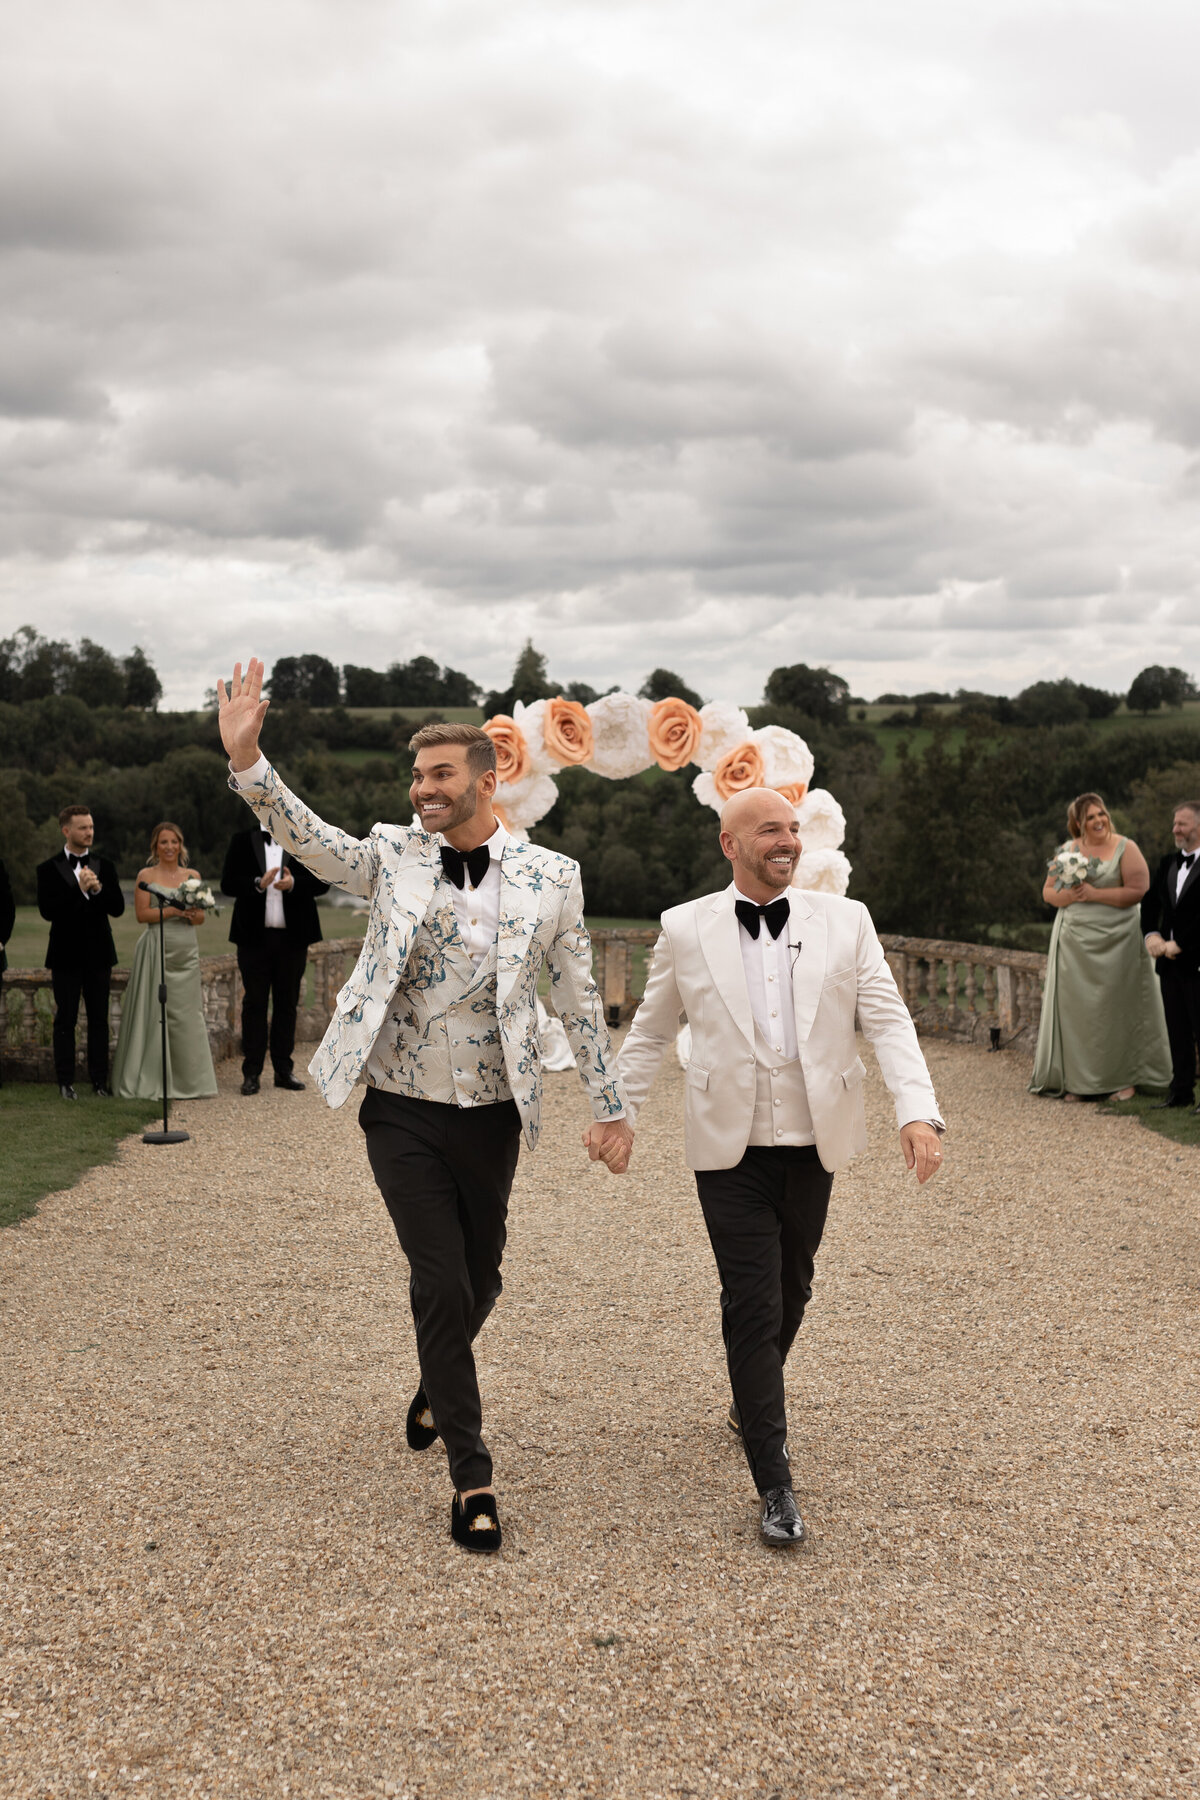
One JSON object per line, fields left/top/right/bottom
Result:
{"left": 1159, "top": 968, "right": 1200, "bottom": 1102}
{"left": 51, "top": 964, "right": 112, "bottom": 1087}
{"left": 358, "top": 1087, "right": 523, "bottom": 1492}
{"left": 237, "top": 935, "right": 310, "bottom": 1079}
{"left": 695, "top": 1145, "right": 833, "bottom": 1496}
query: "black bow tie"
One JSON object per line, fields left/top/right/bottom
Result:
{"left": 1182, "top": 851, "right": 1196, "bottom": 868}
{"left": 735, "top": 896, "right": 790, "bottom": 941}
{"left": 67, "top": 853, "right": 87, "bottom": 868}
{"left": 440, "top": 844, "right": 491, "bottom": 890}
{"left": 260, "top": 829, "right": 274, "bottom": 842}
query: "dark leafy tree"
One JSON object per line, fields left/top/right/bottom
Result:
{"left": 342, "top": 664, "right": 391, "bottom": 708}
{"left": 763, "top": 663, "right": 850, "bottom": 726}
{"left": 267, "top": 654, "right": 341, "bottom": 707}
{"left": 638, "top": 669, "right": 704, "bottom": 709}
{"left": 68, "top": 638, "right": 126, "bottom": 709}
{"left": 1075, "top": 683, "right": 1120, "bottom": 720}
{"left": 122, "top": 646, "right": 162, "bottom": 710}
{"left": 1128, "top": 665, "right": 1196, "bottom": 712}
{"left": 1013, "top": 679, "right": 1088, "bottom": 728}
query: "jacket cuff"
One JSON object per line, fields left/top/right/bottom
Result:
{"left": 228, "top": 753, "right": 270, "bottom": 790}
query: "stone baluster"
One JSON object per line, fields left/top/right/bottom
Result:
{"left": 982, "top": 966, "right": 998, "bottom": 1017}
{"left": 944, "top": 957, "right": 959, "bottom": 1016}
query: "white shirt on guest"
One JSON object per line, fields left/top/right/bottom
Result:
{"left": 1175, "top": 851, "right": 1197, "bottom": 904}
{"left": 733, "top": 882, "right": 800, "bottom": 1061}
{"left": 261, "top": 834, "right": 286, "bottom": 929}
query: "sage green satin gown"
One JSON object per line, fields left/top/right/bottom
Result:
{"left": 1030, "top": 838, "right": 1171, "bottom": 1097}
{"left": 112, "top": 918, "right": 218, "bottom": 1100}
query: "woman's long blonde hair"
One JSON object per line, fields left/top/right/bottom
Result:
{"left": 1066, "top": 792, "right": 1107, "bottom": 840}
{"left": 148, "top": 820, "right": 190, "bottom": 867}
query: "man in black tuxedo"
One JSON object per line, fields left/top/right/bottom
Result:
{"left": 221, "top": 825, "right": 329, "bottom": 1095}
{"left": 0, "top": 858, "right": 14, "bottom": 1087}
{"left": 36, "top": 806, "right": 125, "bottom": 1099}
{"left": 1142, "top": 799, "right": 1200, "bottom": 1109}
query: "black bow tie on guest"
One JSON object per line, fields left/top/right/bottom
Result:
{"left": 67, "top": 853, "right": 87, "bottom": 868}
{"left": 1182, "top": 851, "right": 1196, "bottom": 868}
{"left": 260, "top": 829, "right": 274, "bottom": 842}
{"left": 440, "top": 844, "right": 491, "bottom": 890}
{"left": 735, "top": 896, "right": 790, "bottom": 941}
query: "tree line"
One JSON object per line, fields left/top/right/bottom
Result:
{"left": 1, "top": 630, "right": 1198, "bottom": 945}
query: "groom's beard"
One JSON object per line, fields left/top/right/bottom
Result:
{"left": 414, "top": 786, "right": 480, "bottom": 834}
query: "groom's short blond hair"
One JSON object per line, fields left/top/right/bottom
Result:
{"left": 408, "top": 721, "right": 497, "bottom": 780}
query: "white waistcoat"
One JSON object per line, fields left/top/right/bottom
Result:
{"left": 748, "top": 1028, "right": 815, "bottom": 1147}
{"left": 365, "top": 895, "right": 513, "bottom": 1107}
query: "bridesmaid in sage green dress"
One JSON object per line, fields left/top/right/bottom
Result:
{"left": 112, "top": 821, "right": 218, "bottom": 1100}
{"left": 1031, "top": 792, "right": 1172, "bottom": 1100}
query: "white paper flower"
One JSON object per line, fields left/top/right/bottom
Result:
{"left": 510, "top": 699, "right": 558, "bottom": 777}
{"left": 793, "top": 787, "right": 846, "bottom": 852}
{"left": 696, "top": 701, "right": 751, "bottom": 771}
{"left": 753, "top": 725, "right": 815, "bottom": 792}
{"left": 692, "top": 770, "right": 721, "bottom": 814}
{"left": 792, "top": 848, "right": 852, "bottom": 895}
{"left": 495, "top": 770, "right": 559, "bottom": 832}
{"left": 586, "top": 692, "right": 653, "bottom": 779}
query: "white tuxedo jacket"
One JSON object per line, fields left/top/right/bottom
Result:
{"left": 229, "top": 761, "right": 626, "bottom": 1144}
{"left": 618, "top": 884, "right": 943, "bottom": 1173}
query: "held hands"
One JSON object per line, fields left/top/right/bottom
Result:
{"left": 79, "top": 868, "right": 102, "bottom": 895}
{"left": 901, "top": 1122, "right": 944, "bottom": 1184}
{"left": 217, "top": 658, "right": 270, "bottom": 772}
{"left": 582, "top": 1118, "right": 634, "bottom": 1175}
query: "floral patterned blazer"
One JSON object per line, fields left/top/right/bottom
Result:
{"left": 229, "top": 759, "right": 626, "bottom": 1145}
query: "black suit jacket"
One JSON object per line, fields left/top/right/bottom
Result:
{"left": 221, "top": 829, "right": 329, "bottom": 948}
{"left": 36, "top": 851, "right": 125, "bottom": 971}
{"left": 1141, "top": 850, "right": 1200, "bottom": 979}
{"left": 0, "top": 858, "right": 14, "bottom": 975}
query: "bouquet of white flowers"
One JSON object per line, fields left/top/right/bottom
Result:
{"left": 1047, "top": 848, "right": 1100, "bottom": 891}
{"left": 147, "top": 877, "right": 221, "bottom": 913}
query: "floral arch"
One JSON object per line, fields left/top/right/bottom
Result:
{"left": 480, "top": 692, "right": 851, "bottom": 895}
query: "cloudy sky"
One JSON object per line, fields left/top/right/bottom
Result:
{"left": 3, "top": 0, "right": 1198, "bottom": 708}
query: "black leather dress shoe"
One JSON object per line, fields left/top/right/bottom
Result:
{"left": 274, "top": 1073, "right": 305, "bottom": 1091}
{"left": 760, "top": 1486, "right": 805, "bottom": 1546}
{"left": 92, "top": 1084, "right": 112, "bottom": 1098}
{"left": 451, "top": 1492, "right": 502, "bottom": 1553}
{"left": 727, "top": 1401, "right": 741, "bottom": 1434}
{"left": 406, "top": 1386, "right": 439, "bottom": 1450}
{"left": 59, "top": 1084, "right": 77, "bottom": 1101}
{"left": 1151, "top": 1098, "right": 1193, "bottom": 1110}
{"left": 240, "top": 1076, "right": 260, "bottom": 1096}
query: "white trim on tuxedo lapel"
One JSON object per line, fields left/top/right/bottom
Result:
{"left": 696, "top": 886, "right": 756, "bottom": 1051}
{"left": 787, "top": 888, "right": 827, "bottom": 1046}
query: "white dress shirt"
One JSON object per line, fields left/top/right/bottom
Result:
{"left": 438, "top": 822, "right": 508, "bottom": 966}
{"left": 261, "top": 834, "right": 286, "bottom": 928}
{"left": 733, "top": 884, "right": 800, "bottom": 1061}
{"left": 1175, "top": 851, "right": 1197, "bottom": 903}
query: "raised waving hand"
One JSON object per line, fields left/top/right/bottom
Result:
{"left": 217, "top": 658, "right": 270, "bottom": 771}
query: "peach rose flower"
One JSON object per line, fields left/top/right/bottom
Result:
{"left": 483, "top": 714, "right": 531, "bottom": 785}
{"left": 543, "top": 696, "right": 594, "bottom": 766}
{"left": 712, "top": 740, "right": 767, "bottom": 800}
{"left": 776, "top": 781, "right": 809, "bottom": 805}
{"left": 648, "top": 697, "right": 704, "bottom": 771}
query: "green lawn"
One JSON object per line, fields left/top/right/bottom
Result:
{"left": 1099, "top": 1090, "right": 1200, "bottom": 1149}
{"left": 0, "top": 1084, "right": 163, "bottom": 1229}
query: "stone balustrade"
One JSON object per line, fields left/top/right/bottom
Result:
{"left": 0, "top": 939, "right": 365, "bottom": 1084}
{"left": 1, "top": 927, "right": 1047, "bottom": 1082}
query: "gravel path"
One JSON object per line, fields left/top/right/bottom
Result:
{"left": 1, "top": 1037, "right": 1198, "bottom": 1799}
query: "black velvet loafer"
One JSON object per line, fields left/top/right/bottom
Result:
{"left": 405, "top": 1386, "right": 438, "bottom": 1451}
{"left": 451, "top": 1492, "right": 502, "bottom": 1553}
{"left": 760, "top": 1485, "right": 805, "bottom": 1546}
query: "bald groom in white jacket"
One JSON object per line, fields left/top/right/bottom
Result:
{"left": 613, "top": 787, "right": 945, "bottom": 1546}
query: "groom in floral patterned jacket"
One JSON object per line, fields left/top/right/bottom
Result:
{"left": 218, "top": 659, "right": 632, "bottom": 1554}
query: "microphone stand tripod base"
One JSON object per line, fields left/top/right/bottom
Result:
{"left": 142, "top": 1127, "right": 191, "bottom": 1145}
